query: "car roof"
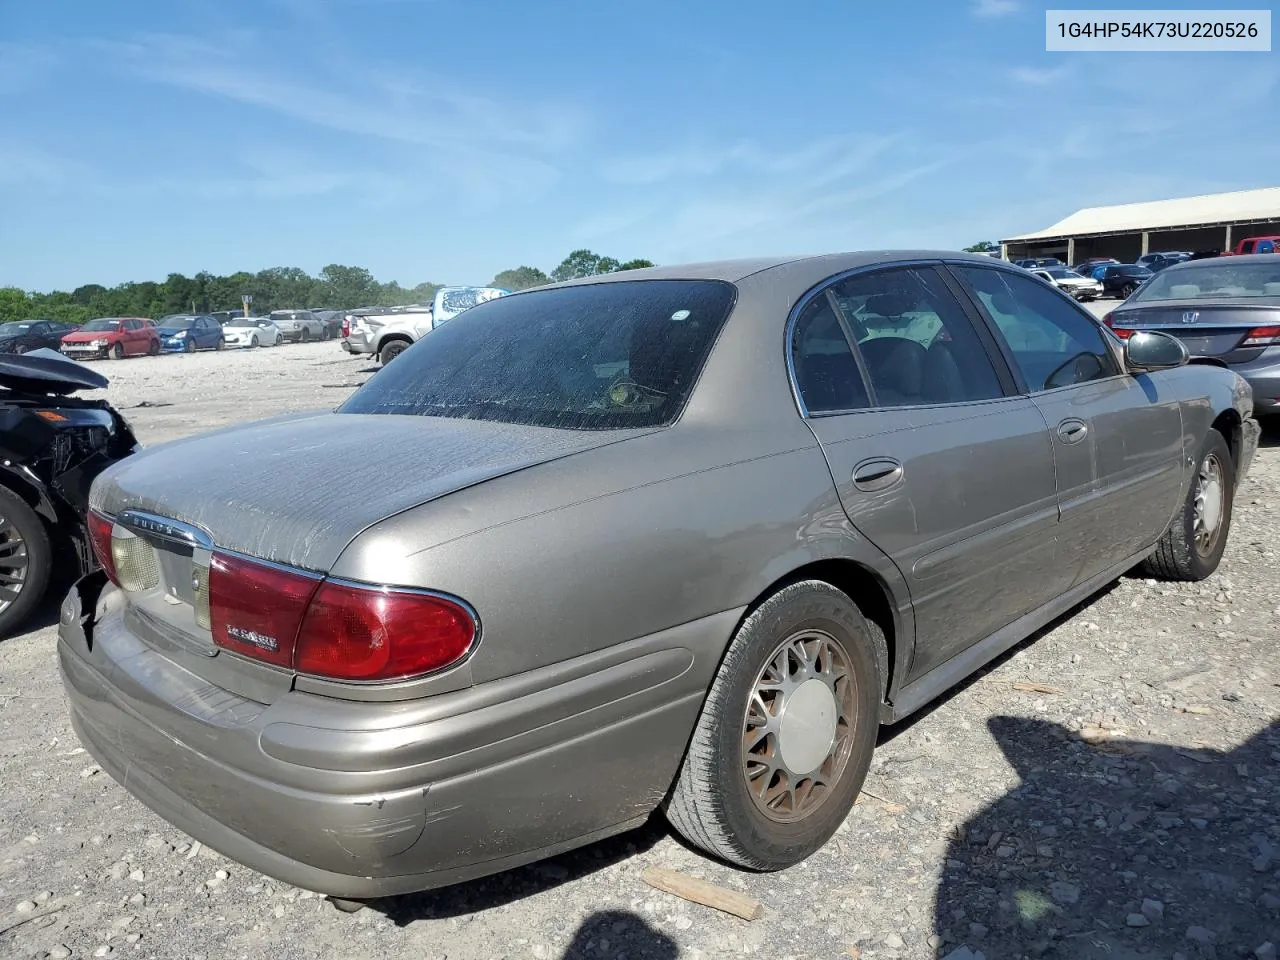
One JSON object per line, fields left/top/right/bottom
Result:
{"left": 546, "top": 251, "right": 1007, "bottom": 288}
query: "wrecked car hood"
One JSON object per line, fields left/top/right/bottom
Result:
{"left": 0, "top": 348, "right": 109, "bottom": 395}
{"left": 89, "top": 412, "right": 652, "bottom": 571}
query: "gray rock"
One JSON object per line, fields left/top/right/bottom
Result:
{"left": 34, "top": 891, "right": 52, "bottom": 905}
{"left": 94, "top": 948, "right": 113, "bottom": 958}
{"left": 674, "top": 916, "right": 693, "bottom": 931}
{"left": 1049, "top": 881, "right": 1081, "bottom": 906}
{"left": 943, "top": 949, "right": 987, "bottom": 960}
{"left": 14, "top": 899, "right": 37, "bottom": 914}
{"left": 1255, "top": 944, "right": 1276, "bottom": 960}
{"left": 995, "top": 845, "right": 1015, "bottom": 859}
{"left": 1141, "top": 899, "right": 1164, "bottom": 923}
{"left": 49, "top": 947, "right": 71, "bottom": 960}
{"left": 1253, "top": 854, "right": 1273, "bottom": 873}
{"left": 1186, "top": 926, "right": 1217, "bottom": 945}
{"left": 885, "top": 933, "right": 905, "bottom": 949}
{"left": 128, "top": 869, "right": 144, "bottom": 882}
{"left": 108, "top": 862, "right": 128, "bottom": 881}
{"left": 969, "top": 923, "right": 989, "bottom": 939}
{"left": 214, "top": 868, "right": 229, "bottom": 880}
{"left": 1127, "top": 913, "right": 1150, "bottom": 928}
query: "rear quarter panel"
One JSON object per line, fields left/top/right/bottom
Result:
{"left": 331, "top": 422, "right": 909, "bottom": 687}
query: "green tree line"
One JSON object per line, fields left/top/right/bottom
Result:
{"left": 0, "top": 249, "right": 656, "bottom": 326}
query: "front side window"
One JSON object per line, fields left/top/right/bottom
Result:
{"left": 341, "top": 280, "right": 735, "bottom": 430}
{"left": 955, "top": 267, "right": 1118, "bottom": 392}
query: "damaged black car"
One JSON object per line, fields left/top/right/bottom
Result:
{"left": 0, "top": 349, "right": 138, "bottom": 636}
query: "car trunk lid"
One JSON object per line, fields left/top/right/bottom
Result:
{"left": 90, "top": 411, "right": 653, "bottom": 700}
{"left": 1107, "top": 300, "right": 1280, "bottom": 361}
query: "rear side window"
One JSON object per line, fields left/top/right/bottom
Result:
{"left": 341, "top": 280, "right": 735, "bottom": 430}
{"left": 838, "top": 268, "right": 1004, "bottom": 408}
{"left": 790, "top": 296, "right": 869, "bottom": 413}
{"left": 954, "top": 267, "right": 1118, "bottom": 392}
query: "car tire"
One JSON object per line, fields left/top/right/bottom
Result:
{"left": 216, "top": 338, "right": 225, "bottom": 351}
{"left": 0, "top": 486, "right": 52, "bottom": 639}
{"left": 1120, "top": 282, "right": 1137, "bottom": 299}
{"left": 1141, "top": 431, "right": 1234, "bottom": 581}
{"left": 379, "top": 339, "right": 410, "bottom": 365}
{"left": 148, "top": 340, "right": 160, "bottom": 357}
{"left": 250, "top": 335, "right": 260, "bottom": 348}
{"left": 110, "top": 343, "right": 124, "bottom": 360}
{"left": 184, "top": 338, "right": 195, "bottom": 353}
{"left": 300, "top": 328, "right": 311, "bottom": 343}
{"left": 664, "top": 580, "right": 882, "bottom": 870}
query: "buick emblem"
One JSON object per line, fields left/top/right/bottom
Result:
{"left": 1181, "top": 311, "right": 1199, "bottom": 324}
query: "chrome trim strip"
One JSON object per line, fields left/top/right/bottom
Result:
{"left": 116, "top": 511, "right": 214, "bottom": 550}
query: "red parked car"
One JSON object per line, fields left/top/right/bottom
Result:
{"left": 61, "top": 317, "right": 160, "bottom": 360}
{"left": 1228, "top": 236, "right": 1279, "bottom": 256}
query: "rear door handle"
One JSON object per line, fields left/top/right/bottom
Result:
{"left": 1057, "top": 418, "right": 1088, "bottom": 444}
{"left": 852, "top": 458, "right": 903, "bottom": 492}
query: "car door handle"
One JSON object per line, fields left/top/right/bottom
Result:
{"left": 1057, "top": 418, "right": 1088, "bottom": 444}
{"left": 852, "top": 458, "right": 903, "bottom": 492}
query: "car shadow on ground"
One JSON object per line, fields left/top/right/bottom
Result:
{"left": 372, "top": 819, "right": 668, "bottom": 927}
{"left": 878, "top": 582, "right": 1121, "bottom": 747}
{"left": 933, "top": 716, "right": 1279, "bottom": 960}
{"left": 559, "top": 910, "right": 678, "bottom": 959}
{"left": 1259, "top": 419, "right": 1280, "bottom": 448}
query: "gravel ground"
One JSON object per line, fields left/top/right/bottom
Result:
{"left": 1, "top": 338, "right": 1277, "bottom": 960}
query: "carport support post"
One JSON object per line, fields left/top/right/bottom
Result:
{"left": 1140, "top": 232, "right": 1149, "bottom": 256}
{"left": 1067, "top": 238, "right": 1075, "bottom": 264}
{"left": 1225, "top": 225, "right": 1232, "bottom": 253}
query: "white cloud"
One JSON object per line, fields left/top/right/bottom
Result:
{"left": 92, "top": 32, "right": 580, "bottom": 205}
{"left": 1010, "top": 65, "right": 1071, "bottom": 86}
{"left": 972, "top": 0, "right": 1020, "bottom": 18}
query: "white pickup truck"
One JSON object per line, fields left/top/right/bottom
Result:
{"left": 341, "top": 286, "right": 509, "bottom": 364}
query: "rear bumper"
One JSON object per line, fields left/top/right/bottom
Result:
{"left": 1231, "top": 350, "right": 1280, "bottom": 414}
{"left": 343, "top": 332, "right": 374, "bottom": 354}
{"left": 58, "top": 576, "right": 728, "bottom": 898}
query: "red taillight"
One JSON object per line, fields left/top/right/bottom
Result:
{"left": 209, "top": 552, "right": 320, "bottom": 668}
{"left": 207, "top": 551, "right": 476, "bottom": 681}
{"left": 1103, "top": 314, "right": 1135, "bottom": 339}
{"left": 87, "top": 510, "right": 117, "bottom": 583}
{"left": 294, "top": 582, "right": 476, "bottom": 682}
{"left": 341, "top": 317, "right": 350, "bottom": 338}
{"left": 1241, "top": 325, "right": 1280, "bottom": 347}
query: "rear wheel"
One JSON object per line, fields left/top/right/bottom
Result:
{"left": 0, "top": 487, "right": 51, "bottom": 638}
{"left": 1120, "top": 281, "right": 1137, "bottom": 299}
{"left": 664, "top": 580, "right": 881, "bottom": 870}
{"left": 110, "top": 342, "right": 124, "bottom": 360}
{"left": 184, "top": 338, "right": 195, "bottom": 353}
{"left": 379, "top": 339, "right": 410, "bottom": 365}
{"left": 1141, "top": 431, "right": 1234, "bottom": 581}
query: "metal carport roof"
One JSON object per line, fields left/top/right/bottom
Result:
{"left": 1003, "top": 186, "right": 1280, "bottom": 242}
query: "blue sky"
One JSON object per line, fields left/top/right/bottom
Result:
{"left": 1, "top": 0, "right": 1276, "bottom": 291}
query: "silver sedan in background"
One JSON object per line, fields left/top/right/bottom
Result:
{"left": 60, "top": 252, "right": 1257, "bottom": 907}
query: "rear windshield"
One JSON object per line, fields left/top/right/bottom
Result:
{"left": 1131, "top": 261, "right": 1280, "bottom": 301}
{"left": 340, "top": 279, "right": 736, "bottom": 430}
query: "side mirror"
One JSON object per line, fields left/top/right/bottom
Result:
{"left": 1125, "top": 330, "right": 1189, "bottom": 373}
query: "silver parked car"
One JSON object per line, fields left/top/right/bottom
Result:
{"left": 60, "top": 252, "right": 1258, "bottom": 906}
{"left": 268, "top": 309, "right": 328, "bottom": 343}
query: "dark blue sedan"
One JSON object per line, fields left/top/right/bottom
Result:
{"left": 156, "top": 315, "right": 226, "bottom": 353}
